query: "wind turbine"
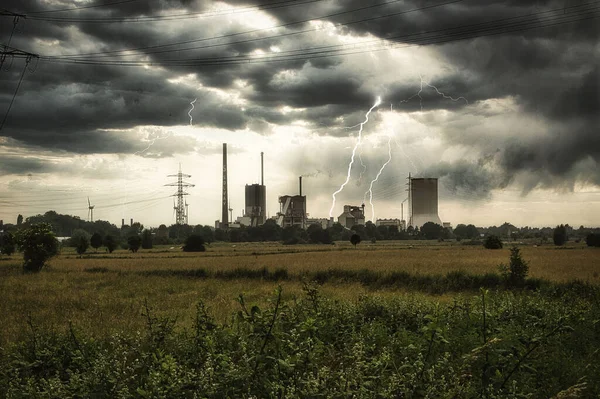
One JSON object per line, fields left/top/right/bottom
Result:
{"left": 87, "top": 197, "right": 95, "bottom": 222}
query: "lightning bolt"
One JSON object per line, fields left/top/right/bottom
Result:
{"left": 358, "top": 151, "right": 367, "bottom": 186}
{"left": 364, "top": 134, "right": 392, "bottom": 222}
{"left": 134, "top": 131, "right": 173, "bottom": 156}
{"left": 188, "top": 98, "right": 197, "bottom": 125}
{"left": 329, "top": 96, "right": 381, "bottom": 218}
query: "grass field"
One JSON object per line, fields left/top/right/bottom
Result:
{"left": 2, "top": 241, "right": 600, "bottom": 397}
{"left": 1, "top": 241, "right": 599, "bottom": 345}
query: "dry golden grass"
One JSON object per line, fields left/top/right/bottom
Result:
{"left": 1, "top": 241, "right": 599, "bottom": 345}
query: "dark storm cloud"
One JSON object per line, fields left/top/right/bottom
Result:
{"left": 0, "top": 0, "right": 599, "bottom": 194}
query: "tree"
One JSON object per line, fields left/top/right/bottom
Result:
{"left": 104, "top": 234, "right": 118, "bottom": 253}
{"left": 483, "top": 235, "right": 503, "bottom": 249}
{"left": 421, "top": 222, "right": 445, "bottom": 240}
{"left": 350, "top": 234, "right": 361, "bottom": 248}
{"left": 70, "top": 229, "right": 90, "bottom": 256}
{"left": 90, "top": 232, "right": 103, "bottom": 252}
{"left": 183, "top": 234, "right": 206, "bottom": 252}
{"left": 499, "top": 246, "right": 529, "bottom": 287}
{"left": 17, "top": 223, "right": 59, "bottom": 272}
{"left": 0, "top": 232, "right": 16, "bottom": 256}
{"left": 585, "top": 233, "right": 600, "bottom": 247}
{"left": 553, "top": 224, "right": 568, "bottom": 246}
{"left": 141, "top": 229, "right": 153, "bottom": 249}
{"left": 127, "top": 235, "right": 142, "bottom": 253}
{"left": 17, "top": 214, "right": 23, "bottom": 226}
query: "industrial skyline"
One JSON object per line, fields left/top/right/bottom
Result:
{"left": 0, "top": 1, "right": 598, "bottom": 228}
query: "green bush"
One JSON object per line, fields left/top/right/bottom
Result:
{"left": 183, "top": 234, "right": 206, "bottom": 252}
{"left": 16, "top": 223, "right": 59, "bottom": 272}
{"left": 127, "top": 235, "right": 142, "bottom": 253}
{"left": 483, "top": 235, "right": 503, "bottom": 249}
{"left": 0, "top": 231, "right": 16, "bottom": 256}
{"left": 103, "top": 234, "right": 118, "bottom": 253}
{"left": 499, "top": 246, "right": 529, "bottom": 287}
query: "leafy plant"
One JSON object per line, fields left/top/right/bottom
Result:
{"left": 127, "top": 235, "right": 142, "bottom": 253}
{"left": 350, "top": 233, "right": 361, "bottom": 248}
{"left": 16, "top": 223, "right": 59, "bottom": 272}
{"left": 0, "top": 231, "right": 16, "bottom": 256}
{"left": 104, "top": 234, "right": 118, "bottom": 253}
{"left": 183, "top": 234, "right": 206, "bottom": 252}
{"left": 484, "top": 235, "right": 503, "bottom": 249}
{"left": 90, "top": 232, "right": 103, "bottom": 251}
{"left": 499, "top": 246, "right": 529, "bottom": 287}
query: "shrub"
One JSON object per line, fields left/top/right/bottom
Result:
{"left": 553, "top": 224, "right": 568, "bottom": 246}
{"left": 0, "top": 231, "right": 16, "bottom": 256}
{"left": 90, "top": 232, "right": 103, "bottom": 251}
{"left": 17, "top": 223, "right": 59, "bottom": 273}
{"left": 483, "top": 235, "right": 503, "bottom": 249}
{"left": 104, "top": 234, "right": 118, "bottom": 253}
{"left": 499, "top": 246, "right": 529, "bottom": 287}
{"left": 350, "top": 234, "right": 361, "bottom": 247}
{"left": 585, "top": 233, "right": 600, "bottom": 247}
{"left": 70, "top": 229, "right": 90, "bottom": 256}
{"left": 141, "top": 229, "right": 153, "bottom": 249}
{"left": 183, "top": 234, "right": 206, "bottom": 252}
{"left": 127, "top": 235, "right": 142, "bottom": 253}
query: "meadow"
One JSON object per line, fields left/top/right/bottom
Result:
{"left": 1, "top": 240, "right": 599, "bottom": 397}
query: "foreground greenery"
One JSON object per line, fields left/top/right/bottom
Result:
{"left": 1, "top": 285, "right": 598, "bottom": 398}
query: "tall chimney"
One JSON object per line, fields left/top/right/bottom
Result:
{"left": 299, "top": 176, "right": 302, "bottom": 196}
{"left": 261, "top": 152, "right": 264, "bottom": 186}
{"left": 222, "top": 143, "right": 229, "bottom": 229}
{"left": 130, "top": 218, "right": 133, "bottom": 226}
{"left": 121, "top": 219, "right": 124, "bottom": 228}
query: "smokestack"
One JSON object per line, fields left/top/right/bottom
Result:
{"left": 261, "top": 152, "right": 264, "bottom": 186}
{"left": 121, "top": 219, "right": 124, "bottom": 228}
{"left": 130, "top": 218, "right": 133, "bottom": 226}
{"left": 222, "top": 143, "right": 229, "bottom": 229}
{"left": 299, "top": 176, "right": 302, "bottom": 196}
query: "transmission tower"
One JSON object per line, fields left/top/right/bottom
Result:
{"left": 165, "top": 164, "right": 194, "bottom": 225}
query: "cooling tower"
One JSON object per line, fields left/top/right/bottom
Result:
{"left": 409, "top": 177, "right": 442, "bottom": 228}
{"left": 245, "top": 184, "right": 267, "bottom": 226}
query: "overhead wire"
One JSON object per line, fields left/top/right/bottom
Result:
{"left": 37, "top": 2, "right": 599, "bottom": 67}
{"left": 41, "top": 0, "right": 411, "bottom": 58}
{"left": 27, "top": 0, "right": 325, "bottom": 22}
{"left": 27, "top": 0, "right": 143, "bottom": 15}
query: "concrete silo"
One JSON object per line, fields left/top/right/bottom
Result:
{"left": 244, "top": 152, "right": 267, "bottom": 226}
{"left": 409, "top": 176, "right": 442, "bottom": 228}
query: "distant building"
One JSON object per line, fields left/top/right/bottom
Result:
{"left": 277, "top": 195, "right": 307, "bottom": 229}
{"left": 375, "top": 218, "right": 401, "bottom": 227}
{"left": 306, "top": 217, "right": 333, "bottom": 229}
{"left": 338, "top": 205, "right": 366, "bottom": 228}
{"left": 409, "top": 176, "right": 442, "bottom": 228}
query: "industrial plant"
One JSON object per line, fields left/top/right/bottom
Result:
{"left": 202, "top": 144, "right": 447, "bottom": 231}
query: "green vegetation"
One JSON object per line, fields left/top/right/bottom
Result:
{"left": 0, "top": 231, "right": 16, "bottom": 256}
{"left": 0, "top": 285, "right": 598, "bottom": 398}
{"left": 553, "top": 224, "right": 568, "bottom": 246}
{"left": 1, "top": 237, "right": 599, "bottom": 396}
{"left": 182, "top": 234, "right": 206, "bottom": 252}
{"left": 127, "top": 235, "right": 142, "bottom": 253}
{"left": 484, "top": 235, "right": 503, "bottom": 249}
{"left": 16, "top": 223, "right": 59, "bottom": 273}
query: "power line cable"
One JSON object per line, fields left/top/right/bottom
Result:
{"left": 43, "top": 0, "right": 412, "bottom": 58}
{"left": 27, "top": 0, "right": 325, "bottom": 22}
{"left": 27, "top": 0, "right": 142, "bottom": 15}
{"left": 38, "top": 2, "right": 598, "bottom": 67}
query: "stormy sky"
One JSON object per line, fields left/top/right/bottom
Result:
{"left": 0, "top": 0, "right": 598, "bottom": 228}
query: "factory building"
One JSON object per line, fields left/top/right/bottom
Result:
{"left": 277, "top": 177, "right": 307, "bottom": 229}
{"left": 245, "top": 183, "right": 266, "bottom": 226}
{"left": 408, "top": 175, "right": 442, "bottom": 228}
{"left": 338, "top": 204, "right": 366, "bottom": 228}
{"left": 306, "top": 217, "right": 334, "bottom": 229}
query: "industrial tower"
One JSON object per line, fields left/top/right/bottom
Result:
{"left": 165, "top": 164, "right": 194, "bottom": 225}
